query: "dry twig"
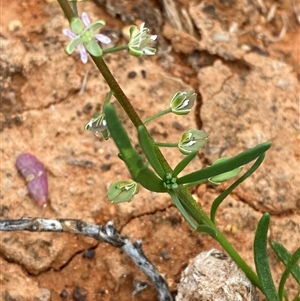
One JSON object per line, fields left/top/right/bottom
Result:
{"left": 0, "top": 218, "right": 173, "bottom": 301}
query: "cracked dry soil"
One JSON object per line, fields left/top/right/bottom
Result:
{"left": 1, "top": 0, "right": 299, "bottom": 300}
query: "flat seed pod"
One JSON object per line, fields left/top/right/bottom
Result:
{"left": 16, "top": 153, "right": 48, "bottom": 207}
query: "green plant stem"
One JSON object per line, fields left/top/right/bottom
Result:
{"left": 92, "top": 56, "right": 143, "bottom": 126}
{"left": 71, "top": 1, "right": 78, "bottom": 16}
{"left": 154, "top": 142, "right": 178, "bottom": 147}
{"left": 91, "top": 56, "right": 175, "bottom": 175}
{"left": 176, "top": 186, "right": 262, "bottom": 290}
{"left": 103, "top": 45, "right": 129, "bottom": 54}
{"left": 57, "top": 0, "right": 75, "bottom": 21}
{"left": 143, "top": 108, "right": 172, "bottom": 124}
{"left": 57, "top": 0, "right": 262, "bottom": 291}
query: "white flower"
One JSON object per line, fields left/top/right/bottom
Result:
{"left": 63, "top": 12, "right": 111, "bottom": 63}
{"left": 128, "top": 22, "right": 157, "bottom": 57}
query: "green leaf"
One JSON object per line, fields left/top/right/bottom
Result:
{"left": 137, "top": 125, "right": 165, "bottom": 179}
{"left": 173, "top": 151, "right": 198, "bottom": 178}
{"left": 104, "top": 104, "right": 166, "bottom": 192}
{"left": 169, "top": 191, "right": 197, "bottom": 229}
{"left": 278, "top": 247, "right": 300, "bottom": 300}
{"left": 177, "top": 142, "right": 271, "bottom": 185}
{"left": 254, "top": 213, "right": 280, "bottom": 301}
{"left": 196, "top": 225, "right": 218, "bottom": 238}
{"left": 210, "top": 154, "right": 265, "bottom": 223}
{"left": 208, "top": 157, "right": 242, "bottom": 184}
{"left": 271, "top": 242, "right": 300, "bottom": 285}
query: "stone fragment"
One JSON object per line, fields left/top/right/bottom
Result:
{"left": 176, "top": 249, "right": 257, "bottom": 301}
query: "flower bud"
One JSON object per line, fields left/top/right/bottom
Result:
{"left": 108, "top": 180, "right": 139, "bottom": 203}
{"left": 128, "top": 22, "right": 157, "bottom": 57}
{"left": 84, "top": 113, "right": 110, "bottom": 139}
{"left": 208, "top": 157, "right": 243, "bottom": 185}
{"left": 170, "top": 91, "right": 196, "bottom": 115}
{"left": 178, "top": 129, "right": 208, "bottom": 155}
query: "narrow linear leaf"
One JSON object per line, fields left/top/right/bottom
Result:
{"left": 105, "top": 104, "right": 166, "bottom": 192}
{"left": 210, "top": 154, "right": 265, "bottom": 223}
{"left": 138, "top": 125, "right": 165, "bottom": 179}
{"left": 271, "top": 241, "right": 300, "bottom": 285}
{"left": 196, "top": 224, "right": 218, "bottom": 238}
{"left": 177, "top": 142, "right": 271, "bottom": 185}
{"left": 254, "top": 213, "right": 280, "bottom": 301}
{"left": 169, "top": 191, "right": 197, "bottom": 230}
{"left": 173, "top": 151, "right": 198, "bottom": 178}
{"left": 278, "top": 247, "right": 300, "bottom": 300}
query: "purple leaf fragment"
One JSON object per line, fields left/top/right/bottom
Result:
{"left": 16, "top": 153, "right": 48, "bottom": 207}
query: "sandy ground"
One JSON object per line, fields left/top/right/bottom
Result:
{"left": 1, "top": 0, "right": 299, "bottom": 300}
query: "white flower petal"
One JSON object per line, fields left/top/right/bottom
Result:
{"left": 79, "top": 44, "right": 88, "bottom": 63}
{"left": 142, "top": 47, "right": 156, "bottom": 55}
{"left": 63, "top": 29, "right": 77, "bottom": 39}
{"left": 82, "top": 12, "right": 90, "bottom": 27}
{"left": 94, "top": 34, "right": 111, "bottom": 44}
{"left": 139, "top": 22, "right": 145, "bottom": 31}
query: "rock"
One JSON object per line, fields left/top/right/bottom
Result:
{"left": 176, "top": 249, "right": 257, "bottom": 301}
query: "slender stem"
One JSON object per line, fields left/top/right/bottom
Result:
{"left": 57, "top": 0, "right": 75, "bottom": 22}
{"left": 215, "top": 230, "right": 261, "bottom": 289}
{"left": 143, "top": 108, "right": 172, "bottom": 124}
{"left": 91, "top": 55, "right": 143, "bottom": 127}
{"left": 176, "top": 187, "right": 262, "bottom": 290}
{"left": 71, "top": 1, "right": 78, "bottom": 17}
{"left": 57, "top": 0, "right": 170, "bottom": 171}
{"left": 57, "top": 0, "right": 262, "bottom": 290}
{"left": 154, "top": 142, "right": 178, "bottom": 148}
{"left": 103, "top": 45, "right": 129, "bottom": 54}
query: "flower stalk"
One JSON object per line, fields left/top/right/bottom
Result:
{"left": 56, "top": 0, "right": 267, "bottom": 294}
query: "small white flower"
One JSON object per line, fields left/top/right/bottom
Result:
{"left": 63, "top": 12, "right": 111, "bottom": 63}
{"left": 170, "top": 91, "right": 196, "bottom": 115}
{"left": 178, "top": 129, "right": 208, "bottom": 155}
{"left": 128, "top": 22, "right": 157, "bottom": 57}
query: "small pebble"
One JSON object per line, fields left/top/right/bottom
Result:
{"left": 213, "top": 32, "right": 230, "bottom": 42}
{"left": 59, "top": 290, "right": 68, "bottom": 298}
{"left": 100, "top": 163, "right": 111, "bottom": 171}
{"left": 38, "top": 288, "right": 51, "bottom": 301}
{"left": 83, "top": 249, "right": 95, "bottom": 259}
{"left": 160, "top": 249, "right": 170, "bottom": 261}
{"left": 128, "top": 71, "right": 137, "bottom": 79}
{"left": 82, "top": 103, "right": 93, "bottom": 114}
{"left": 73, "top": 286, "right": 88, "bottom": 301}
{"left": 8, "top": 20, "right": 22, "bottom": 32}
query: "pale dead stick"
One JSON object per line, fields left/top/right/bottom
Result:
{"left": 0, "top": 218, "right": 173, "bottom": 301}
